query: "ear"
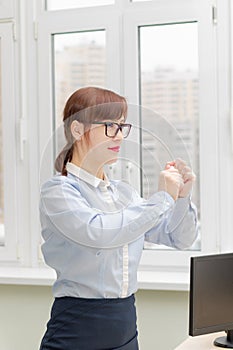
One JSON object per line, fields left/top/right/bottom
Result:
{"left": 70, "top": 120, "right": 84, "bottom": 141}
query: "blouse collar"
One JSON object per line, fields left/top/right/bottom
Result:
{"left": 66, "top": 162, "right": 110, "bottom": 188}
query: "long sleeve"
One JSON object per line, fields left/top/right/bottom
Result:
{"left": 144, "top": 196, "right": 198, "bottom": 249}
{"left": 39, "top": 173, "right": 199, "bottom": 299}
{"left": 40, "top": 177, "right": 175, "bottom": 249}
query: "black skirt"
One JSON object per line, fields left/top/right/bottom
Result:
{"left": 39, "top": 294, "right": 139, "bottom": 350}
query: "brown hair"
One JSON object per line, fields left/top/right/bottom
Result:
{"left": 55, "top": 86, "right": 128, "bottom": 175}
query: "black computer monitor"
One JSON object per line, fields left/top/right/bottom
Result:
{"left": 189, "top": 252, "right": 233, "bottom": 348}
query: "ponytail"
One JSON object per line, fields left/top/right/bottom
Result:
{"left": 54, "top": 144, "right": 74, "bottom": 176}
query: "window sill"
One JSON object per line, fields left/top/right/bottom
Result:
{"left": 0, "top": 267, "right": 56, "bottom": 286}
{"left": 0, "top": 267, "right": 190, "bottom": 291}
{"left": 137, "top": 270, "right": 189, "bottom": 291}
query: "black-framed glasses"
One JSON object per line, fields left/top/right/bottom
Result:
{"left": 92, "top": 121, "right": 132, "bottom": 138}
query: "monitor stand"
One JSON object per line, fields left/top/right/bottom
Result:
{"left": 214, "top": 330, "right": 233, "bottom": 348}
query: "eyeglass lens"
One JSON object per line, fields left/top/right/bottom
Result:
{"left": 106, "top": 123, "right": 131, "bottom": 138}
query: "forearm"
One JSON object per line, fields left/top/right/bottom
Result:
{"left": 145, "top": 196, "right": 199, "bottom": 249}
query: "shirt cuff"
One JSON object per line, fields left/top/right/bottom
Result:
{"left": 175, "top": 195, "right": 191, "bottom": 210}
{"left": 151, "top": 190, "right": 175, "bottom": 203}
{"left": 149, "top": 191, "right": 175, "bottom": 213}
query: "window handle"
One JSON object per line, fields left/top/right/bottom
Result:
{"left": 19, "top": 118, "right": 27, "bottom": 161}
{"left": 231, "top": 108, "right": 233, "bottom": 153}
{"left": 125, "top": 162, "right": 133, "bottom": 182}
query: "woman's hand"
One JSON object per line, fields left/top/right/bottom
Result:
{"left": 158, "top": 163, "right": 184, "bottom": 201}
{"left": 166, "top": 158, "right": 196, "bottom": 198}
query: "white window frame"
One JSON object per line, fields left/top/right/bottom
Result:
{"left": 123, "top": 0, "right": 221, "bottom": 274}
{"left": 218, "top": 0, "right": 233, "bottom": 253}
{"left": 1, "top": 0, "right": 233, "bottom": 290}
{"left": 0, "top": 22, "right": 18, "bottom": 261}
{"left": 0, "top": 0, "right": 14, "bottom": 19}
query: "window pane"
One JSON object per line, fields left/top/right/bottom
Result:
{"left": 139, "top": 22, "right": 200, "bottom": 250}
{"left": 53, "top": 30, "right": 106, "bottom": 156}
{"left": 0, "top": 39, "right": 5, "bottom": 246}
{"left": 46, "top": 0, "right": 114, "bottom": 11}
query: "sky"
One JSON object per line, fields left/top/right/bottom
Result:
{"left": 51, "top": 1, "right": 198, "bottom": 72}
{"left": 54, "top": 21, "right": 198, "bottom": 72}
{"left": 140, "top": 22, "right": 198, "bottom": 71}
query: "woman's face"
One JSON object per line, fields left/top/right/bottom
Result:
{"left": 81, "top": 116, "right": 125, "bottom": 168}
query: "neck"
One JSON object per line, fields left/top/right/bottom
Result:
{"left": 71, "top": 154, "right": 104, "bottom": 180}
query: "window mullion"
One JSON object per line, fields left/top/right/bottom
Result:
{"left": 0, "top": 23, "right": 18, "bottom": 261}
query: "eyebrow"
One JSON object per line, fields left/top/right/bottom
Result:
{"left": 112, "top": 118, "right": 126, "bottom": 124}
{"left": 102, "top": 115, "right": 126, "bottom": 124}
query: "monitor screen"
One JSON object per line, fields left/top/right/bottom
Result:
{"left": 189, "top": 253, "right": 233, "bottom": 348}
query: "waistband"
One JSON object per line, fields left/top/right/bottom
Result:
{"left": 55, "top": 293, "right": 135, "bottom": 305}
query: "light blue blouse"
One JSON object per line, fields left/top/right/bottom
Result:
{"left": 40, "top": 162, "right": 198, "bottom": 298}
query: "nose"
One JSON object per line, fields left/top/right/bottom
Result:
{"left": 114, "top": 128, "right": 124, "bottom": 141}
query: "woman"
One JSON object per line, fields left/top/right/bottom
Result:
{"left": 39, "top": 86, "right": 198, "bottom": 350}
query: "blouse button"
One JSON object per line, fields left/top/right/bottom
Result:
{"left": 96, "top": 251, "right": 101, "bottom": 256}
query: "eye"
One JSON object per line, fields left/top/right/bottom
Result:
{"left": 106, "top": 122, "right": 115, "bottom": 128}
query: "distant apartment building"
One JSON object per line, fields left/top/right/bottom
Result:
{"left": 141, "top": 68, "right": 199, "bottom": 122}
{"left": 140, "top": 67, "right": 199, "bottom": 202}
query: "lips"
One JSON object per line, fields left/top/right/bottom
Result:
{"left": 108, "top": 146, "right": 120, "bottom": 152}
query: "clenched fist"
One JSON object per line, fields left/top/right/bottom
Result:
{"left": 158, "top": 158, "right": 196, "bottom": 200}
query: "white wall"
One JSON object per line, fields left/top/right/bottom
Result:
{"left": 0, "top": 285, "right": 189, "bottom": 350}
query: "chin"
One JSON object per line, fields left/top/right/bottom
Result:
{"left": 105, "top": 157, "right": 118, "bottom": 165}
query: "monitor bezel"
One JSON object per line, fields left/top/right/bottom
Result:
{"left": 189, "top": 252, "right": 233, "bottom": 337}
